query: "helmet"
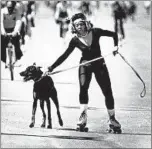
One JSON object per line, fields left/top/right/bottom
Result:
{"left": 71, "top": 13, "right": 93, "bottom": 34}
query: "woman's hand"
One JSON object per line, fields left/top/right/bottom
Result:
{"left": 48, "top": 66, "right": 54, "bottom": 72}
{"left": 113, "top": 46, "right": 119, "bottom": 56}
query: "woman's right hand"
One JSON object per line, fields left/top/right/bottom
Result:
{"left": 48, "top": 66, "right": 54, "bottom": 72}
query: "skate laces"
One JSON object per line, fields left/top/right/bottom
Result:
{"left": 78, "top": 111, "right": 87, "bottom": 124}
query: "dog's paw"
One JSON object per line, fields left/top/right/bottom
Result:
{"left": 29, "top": 123, "right": 34, "bottom": 128}
{"left": 59, "top": 119, "right": 63, "bottom": 126}
{"left": 41, "top": 124, "right": 45, "bottom": 128}
{"left": 47, "top": 125, "right": 52, "bottom": 129}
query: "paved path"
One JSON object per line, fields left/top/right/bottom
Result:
{"left": 1, "top": 2, "right": 151, "bottom": 148}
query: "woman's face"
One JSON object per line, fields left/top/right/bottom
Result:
{"left": 73, "top": 19, "right": 87, "bottom": 35}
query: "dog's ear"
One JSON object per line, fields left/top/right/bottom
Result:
{"left": 33, "top": 62, "right": 36, "bottom": 66}
{"left": 36, "top": 66, "right": 42, "bottom": 70}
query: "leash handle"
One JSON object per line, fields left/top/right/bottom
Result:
{"left": 118, "top": 52, "right": 146, "bottom": 98}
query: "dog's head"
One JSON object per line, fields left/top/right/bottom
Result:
{"left": 20, "top": 63, "right": 43, "bottom": 82}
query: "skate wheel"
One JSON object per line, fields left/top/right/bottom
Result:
{"left": 76, "top": 127, "right": 80, "bottom": 131}
{"left": 114, "top": 129, "right": 122, "bottom": 134}
{"left": 84, "top": 127, "right": 89, "bottom": 132}
{"left": 76, "top": 127, "right": 88, "bottom": 132}
{"left": 107, "top": 128, "right": 112, "bottom": 133}
{"left": 29, "top": 123, "right": 34, "bottom": 128}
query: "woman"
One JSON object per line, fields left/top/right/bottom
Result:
{"left": 48, "top": 13, "right": 121, "bottom": 132}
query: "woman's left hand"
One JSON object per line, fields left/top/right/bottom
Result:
{"left": 113, "top": 46, "right": 119, "bottom": 56}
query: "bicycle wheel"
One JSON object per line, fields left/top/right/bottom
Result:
{"left": 8, "top": 49, "right": 14, "bottom": 81}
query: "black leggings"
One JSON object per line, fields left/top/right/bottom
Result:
{"left": 78, "top": 59, "right": 114, "bottom": 109}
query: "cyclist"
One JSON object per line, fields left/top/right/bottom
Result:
{"left": 16, "top": 1, "right": 28, "bottom": 45}
{"left": 144, "top": 1, "right": 151, "bottom": 15}
{"left": 79, "top": 1, "right": 92, "bottom": 16}
{"left": 111, "top": 1, "right": 126, "bottom": 40}
{"left": 1, "top": 1, "right": 23, "bottom": 67}
{"left": 1, "top": 1, "right": 7, "bottom": 9}
{"left": 54, "top": 1, "right": 71, "bottom": 38}
{"left": 47, "top": 13, "right": 121, "bottom": 132}
{"left": 27, "top": 1, "right": 36, "bottom": 28}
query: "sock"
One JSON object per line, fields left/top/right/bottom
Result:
{"left": 80, "top": 104, "right": 88, "bottom": 114}
{"left": 107, "top": 109, "right": 115, "bottom": 118}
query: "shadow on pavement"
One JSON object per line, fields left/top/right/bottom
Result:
{"left": 1, "top": 132, "right": 102, "bottom": 141}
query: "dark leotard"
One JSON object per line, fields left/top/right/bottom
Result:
{"left": 51, "top": 28, "right": 118, "bottom": 69}
{"left": 51, "top": 28, "right": 118, "bottom": 109}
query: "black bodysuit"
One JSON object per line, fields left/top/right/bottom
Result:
{"left": 51, "top": 28, "right": 118, "bottom": 109}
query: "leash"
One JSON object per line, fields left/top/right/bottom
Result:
{"left": 117, "top": 52, "right": 146, "bottom": 98}
{"left": 46, "top": 43, "right": 146, "bottom": 98}
{"left": 47, "top": 42, "right": 126, "bottom": 75}
{"left": 47, "top": 52, "right": 113, "bottom": 75}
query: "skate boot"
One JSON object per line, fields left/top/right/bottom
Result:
{"left": 76, "top": 104, "right": 88, "bottom": 132}
{"left": 107, "top": 109, "right": 122, "bottom": 134}
{"left": 107, "top": 116, "right": 122, "bottom": 134}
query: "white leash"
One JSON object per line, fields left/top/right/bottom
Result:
{"left": 47, "top": 52, "right": 113, "bottom": 75}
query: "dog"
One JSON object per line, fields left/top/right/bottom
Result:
{"left": 20, "top": 63, "right": 63, "bottom": 129}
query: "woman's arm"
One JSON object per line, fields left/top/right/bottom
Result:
{"left": 98, "top": 28, "right": 118, "bottom": 46}
{"left": 50, "top": 38, "right": 76, "bottom": 70}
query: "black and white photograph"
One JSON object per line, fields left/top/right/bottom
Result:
{"left": 1, "top": 0, "right": 151, "bottom": 148}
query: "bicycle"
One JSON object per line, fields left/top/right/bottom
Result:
{"left": 5, "top": 33, "right": 16, "bottom": 81}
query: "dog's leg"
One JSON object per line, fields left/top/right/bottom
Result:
{"left": 29, "top": 92, "right": 38, "bottom": 128}
{"left": 46, "top": 99, "right": 52, "bottom": 129}
{"left": 40, "top": 99, "right": 46, "bottom": 128}
{"left": 51, "top": 88, "right": 63, "bottom": 126}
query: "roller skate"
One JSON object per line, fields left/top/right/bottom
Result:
{"left": 107, "top": 116, "right": 122, "bottom": 134}
{"left": 76, "top": 123, "right": 88, "bottom": 132}
{"left": 76, "top": 110, "right": 88, "bottom": 132}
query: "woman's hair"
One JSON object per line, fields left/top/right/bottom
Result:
{"left": 71, "top": 13, "right": 93, "bottom": 34}
{"left": 71, "top": 13, "right": 86, "bottom": 22}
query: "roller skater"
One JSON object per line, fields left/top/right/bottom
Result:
{"left": 47, "top": 13, "right": 121, "bottom": 133}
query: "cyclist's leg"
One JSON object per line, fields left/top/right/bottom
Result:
{"left": 1, "top": 35, "right": 8, "bottom": 63}
{"left": 114, "top": 15, "right": 118, "bottom": 34}
{"left": 12, "top": 35, "right": 23, "bottom": 62}
{"left": 120, "top": 18, "right": 125, "bottom": 39}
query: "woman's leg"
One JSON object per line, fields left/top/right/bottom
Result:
{"left": 79, "top": 64, "right": 92, "bottom": 104}
{"left": 94, "top": 64, "right": 114, "bottom": 110}
{"left": 94, "top": 63, "right": 121, "bottom": 128}
{"left": 77, "top": 63, "right": 92, "bottom": 126}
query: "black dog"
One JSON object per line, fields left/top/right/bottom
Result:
{"left": 20, "top": 63, "right": 63, "bottom": 129}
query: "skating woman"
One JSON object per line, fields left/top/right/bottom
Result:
{"left": 47, "top": 13, "right": 121, "bottom": 133}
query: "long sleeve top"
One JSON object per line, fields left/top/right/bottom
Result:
{"left": 51, "top": 28, "right": 118, "bottom": 69}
